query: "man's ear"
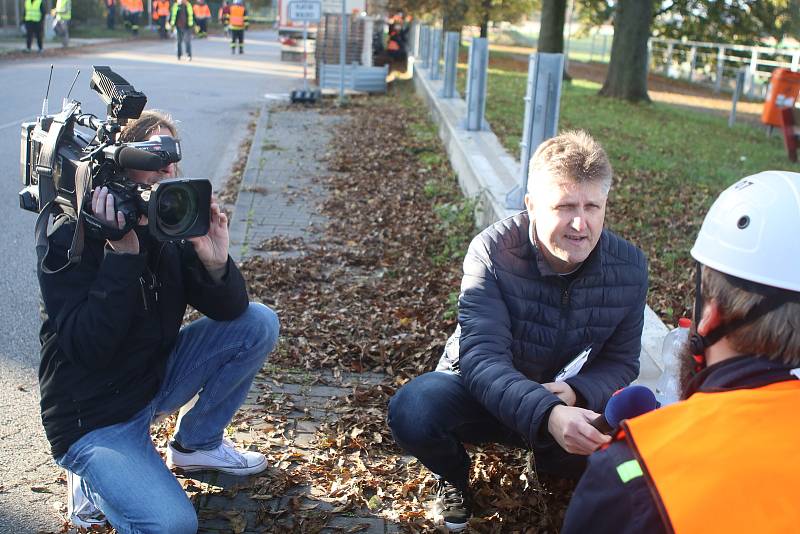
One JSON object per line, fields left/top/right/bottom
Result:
{"left": 524, "top": 192, "right": 534, "bottom": 214}
{"left": 697, "top": 300, "right": 722, "bottom": 336}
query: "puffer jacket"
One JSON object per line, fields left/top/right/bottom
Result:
{"left": 446, "top": 212, "right": 648, "bottom": 449}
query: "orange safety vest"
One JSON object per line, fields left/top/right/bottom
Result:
{"left": 193, "top": 3, "right": 210, "bottom": 18}
{"left": 228, "top": 4, "right": 245, "bottom": 29}
{"left": 129, "top": 0, "right": 143, "bottom": 13}
{"left": 622, "top": 379, "right": 800, "bottom": 534}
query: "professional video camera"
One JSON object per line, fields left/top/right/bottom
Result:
{"left": 20, "top": 66, "right": 211, "bottom": 264}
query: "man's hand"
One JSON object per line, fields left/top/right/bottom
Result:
{"left": 92, "top": 186, "right": 140, "bottom": 255}
{"left": 542, "top": 381, "right": 577, "bottom": 406}
{"left": 547, "top": 405, "right": 610, "bottom": 455}
{"left": 188, "top": 199, "right": 229, "bottom": 280}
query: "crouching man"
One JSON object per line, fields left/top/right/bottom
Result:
{"left": 388, "top": 130, "right": 648, "bottom": 530}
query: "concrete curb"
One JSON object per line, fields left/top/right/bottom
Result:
{"left": 229, "top": 102, "right": 270, "bottom": 263}
{"left": 412, "top": 64, "right": 670, "bottom": 388}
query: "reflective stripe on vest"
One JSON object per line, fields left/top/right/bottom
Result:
{"left": 622, "top": 380, "right": 800, "bottom": 534}
{"left": 24, "top": 0, "right": 42, "bottom": 22}
{"left": 228, "top": 5, "right": 245, "bottom": 28}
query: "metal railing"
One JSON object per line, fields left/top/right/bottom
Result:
{"left": 647, "top": 37, "right": 800, "bottom": 99}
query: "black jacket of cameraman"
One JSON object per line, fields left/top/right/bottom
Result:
{"left": 37, "top": 213, "right": 249, "bottom": 459}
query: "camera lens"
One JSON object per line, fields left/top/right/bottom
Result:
{"left": 156, "top": 183, "right": 198, "bottom": 237}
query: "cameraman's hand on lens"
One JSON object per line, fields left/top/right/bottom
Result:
{"left": 547, "top": 405, "right": 610, "bottom": 455}
{"left": 188, "top": 198, "right": 229, "bottom": 281}
{"left": 92, "top": 186, "right": 141, "bottom": 255}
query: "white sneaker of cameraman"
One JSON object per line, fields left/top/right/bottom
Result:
{"left": 167, "top": 438, "right": 267, "bottom": 475}
{"left": 67, "top": 470, "right": 108, "bottom": 528}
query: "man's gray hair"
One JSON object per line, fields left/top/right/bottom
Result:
{"left": 527, "top": 130, "right": 612, "bottom": 195}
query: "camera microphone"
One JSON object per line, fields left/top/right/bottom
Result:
{"left": 114, "top": 146, "right": 165, "bottom": 171}
{"left": 590, "top": 385, "right": 659, "bottom": 435}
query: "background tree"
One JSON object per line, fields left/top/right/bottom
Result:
{"left": 597, "top": 0, "right": 652, "bottom": 102}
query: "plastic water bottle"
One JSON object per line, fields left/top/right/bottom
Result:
{"left": 655, "top": 317, "right": 691, "bottom": 406}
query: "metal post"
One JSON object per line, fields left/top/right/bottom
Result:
{"left": 729, "top": 69, "right": 745, "bottom": 127}
{"left": 745, "top": 49, "right": 758, "bottom": 98}
{"left": 688, "top": 46, "right": 697, "bottom": 82}
{"left": 430, "top": 28, "right": 442, "bottom": 80}
{"left": 465, "top": 37, "right": 489, "bottom": 131}
{"left": 715, "top": 46, "right": 725, "bottom": 93}
{"left": 666, "top": 43, "right": 674, "bottom": 76}
{"left": 589, "top": 32, "right": 596, "bottom": 63}
{"left": 424, "top": 26, "right": 434, "bottom": 69}
{"left": 420, "top": 25, "right": 430, "bottom": 69}
{"left": 441, "top": 31, "right": 459, "bottom": 98}
{"left": 303, "top": 21, "right": 309, "bottom": 92}
{"left": 600, "top": 34, "right": 608, "bottom": 63}
{"left": 412, "top": 21, "right": 420, "bottom": 57}
{"left": 339, "top": 8, "right": 347, "bottom": 104}
{"left": 506, "top": 53, "right": 565, "bottom": 209}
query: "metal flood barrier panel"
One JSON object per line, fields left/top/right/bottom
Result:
{"left": 319, "top": 64, "right": 389, "bottom": 93}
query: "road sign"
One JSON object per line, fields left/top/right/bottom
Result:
{"left": 288, "top": 1, "right": 321, "bottom": 22}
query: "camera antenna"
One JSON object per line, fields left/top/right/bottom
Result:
{"left": 41, "top": 64, "right": 54, "bottom": 118}
{"left": 66, "top": 69, "right": 81, "bottom": 101}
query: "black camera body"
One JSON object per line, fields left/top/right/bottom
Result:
{"left": 20, "top": 66, "right": 211, "bottom": 244}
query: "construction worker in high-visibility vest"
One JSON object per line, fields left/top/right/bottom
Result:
{"left": 52, "top": 0, "right": 71, "bottom": 48}
{"left": 192, "top": 0, "right": 211, "bottom": 38}
{"left": 224, "top": 0, "right": 247, "bottom": 54}
{"left": 152, "top": 0, "right": 170, "bottom": 39}
{"left": 127, "top": 0, "right": 144, "bottom": 35}
{"left": 562, "top": 170, "right": 800, "bottom": 534}
{"left": 105, "top": 0, "right": 115, "bottom": 29}
{"left": 23, "top": 0, "right": 46, "bottom": 52}
{"left": 170, "top": 0, "right": 194, "bottom": 60}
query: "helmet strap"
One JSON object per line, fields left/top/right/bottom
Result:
{"left": 689, "top": 262, "right": 794, "bottom": 367}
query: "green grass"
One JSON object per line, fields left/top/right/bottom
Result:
{"left": 454, "top": 52, "right": 796, "bottom": 324}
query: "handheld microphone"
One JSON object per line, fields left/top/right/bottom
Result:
{"left": 114, "top": 146, "right": 165, "bottom": 171}
{"left": 590, "top": 385, "right": 659, "bottom": 435}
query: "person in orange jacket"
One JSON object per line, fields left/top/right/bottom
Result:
{"left": 223, "top": 0, "right": 247, "bottom": 54}
{"left": 192, "top": 0, "right": 211, "bottom": 38}
{"left": 152, "top": 0, "right": 170, "bottom": 39}
{"left": 562, "top": 170, "right": 800, "bottom": 534}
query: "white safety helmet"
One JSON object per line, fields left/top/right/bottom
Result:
{"left": 691, "top": 170, "right": 800, "bottom": 292}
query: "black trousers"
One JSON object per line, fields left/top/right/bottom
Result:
{"left": 25, "top": 20, "right": 43, "bottom": 50}
{"left": 231, "top": 29, "right": 244, "bottom": 47}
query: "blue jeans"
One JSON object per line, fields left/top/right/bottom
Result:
{"left": 176, "top": 27, "right": 192, "bottom": 58}
{"left": 56, "top": 302, "right": 279, "bottom": 534}
{"left": 387, "top": 371, "right": 586, "bottom": 490}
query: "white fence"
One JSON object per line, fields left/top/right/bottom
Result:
{"left": 647, "top": 38, "right": 800, "bottom": 99}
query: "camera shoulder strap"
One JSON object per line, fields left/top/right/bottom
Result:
{"left": 35, "top": 161, "right": 91, "bottom": 274}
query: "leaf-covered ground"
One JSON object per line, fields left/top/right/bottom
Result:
{"left": 235, "top": 82, "right": 579, "bottom": 532}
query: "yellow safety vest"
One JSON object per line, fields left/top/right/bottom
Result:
{"left": 25, "top": 0, "right": 43, "bottom": 22}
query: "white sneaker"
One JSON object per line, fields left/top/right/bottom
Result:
{"left": 66, "top": 470, "right": 108, "bottom": 528}
{"left": 166, "top": 438, "right": 267, "bottom": 475}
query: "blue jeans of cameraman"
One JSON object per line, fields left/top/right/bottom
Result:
{"left": 387, "top": 371, "right": 587, "bottom": 491}
{"left": 56, "top": 302, "right": 279, "bottom": 534}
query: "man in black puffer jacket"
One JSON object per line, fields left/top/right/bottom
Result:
{"left": 388, "top": 130, "right": 648, "bottom": 531}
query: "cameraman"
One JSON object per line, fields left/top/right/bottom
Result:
{"left": 38, "top": 110, "right": 280, "bottom": 533}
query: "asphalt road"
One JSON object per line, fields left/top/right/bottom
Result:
{"left": 0, "top": 29, "right": 303, "bottom": 532}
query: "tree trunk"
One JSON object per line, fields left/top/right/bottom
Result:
{"left": 538, "top": 0, "right": 566, "bottom": 53}
{"left": 538, "top": 0, "right": 570, "bottom": 80}
{"left": 599, "top": 0, "right": 652, "bottom": 102}
{"left": 479, "top": 0, "right": 491, "bottom": 38}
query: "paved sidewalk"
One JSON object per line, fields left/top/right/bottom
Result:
{"left": 190, "top": 102, "right": 399, "bottom": 533}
